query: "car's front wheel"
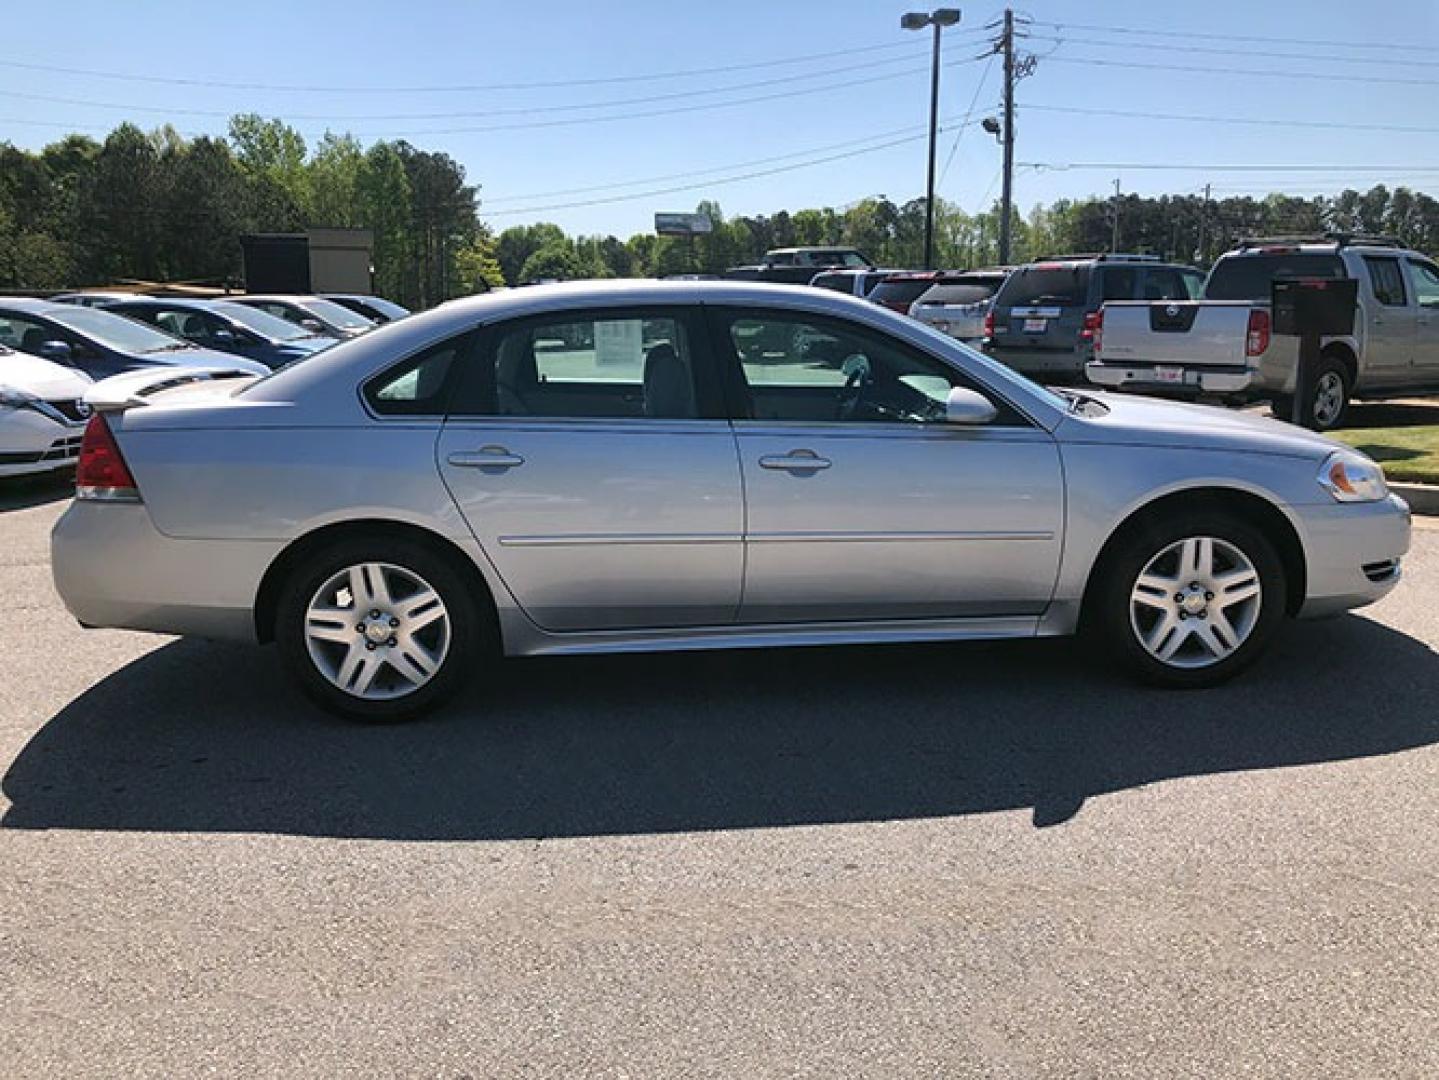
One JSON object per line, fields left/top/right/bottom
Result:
{"left": 1094, "top": 512, "right": 1287, "bottom": 688}
{"left": 276, "top": 538, "right": 483, "bottom": 721}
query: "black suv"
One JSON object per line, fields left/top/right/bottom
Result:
{"left": 983, "top": 254, "right": 1203, "bottom": 380}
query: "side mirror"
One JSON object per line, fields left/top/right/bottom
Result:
{"left": 945, "top": 386, "right": 998, "bottom": 425}
{"left": 38, "top": 340, "right": 73, "bottom": 363}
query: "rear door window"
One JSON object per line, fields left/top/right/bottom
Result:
{"left": 1363, "top": 256, "right": 1408, "bottom": 306}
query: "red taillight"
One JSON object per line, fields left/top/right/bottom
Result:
{"left": 76, "top": 414, "right": 141, "bottom": 502}
{"left": 983, "top": 310, "right": 996, "bottom": 338}
{"left": 1246, "top": 309, "right": 1271, "bottom": 357}
{"left": 1080, "top": 309, "right": 1104, "bottom": 350}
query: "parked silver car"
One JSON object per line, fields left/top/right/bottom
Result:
{"left": 52, "top": 282, "right": 1410, "bottom": 721}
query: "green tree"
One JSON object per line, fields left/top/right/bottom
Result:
{"left": 496, "top": 222, "right": 566, "bottom": 285}
{"left": 519, "top": 242, "right": 581, "bottom": 281}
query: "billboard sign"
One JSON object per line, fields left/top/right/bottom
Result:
{"left": 655, "top": 212, "right": 713, "bottom": 236}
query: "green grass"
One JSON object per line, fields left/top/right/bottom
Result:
{"left": 1331, "top": 424, "right": 1439, "bottom": 486}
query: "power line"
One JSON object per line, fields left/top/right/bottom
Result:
{"left": 1027, "top": 18, "right": 1439, "bottom": 54}
{"left": 1021, "top": 161, "right": 1439, "bottom": 173}
{"left": 481, "top": 124, "right": 981, "bottom": 218}
{"left": 1028, "top": 32, "right": 1439, "bottom": 70}
{"left": 937, "top": 53, "right": 995, "bottom": 188}
{"left": 484, "top": 122, "right": 950, "bottom": 203}
{"left": 0, "top": 48, "right": 980, "bottom": 123}
{"left": 1045, "top": 55, "right": 1439, "bottom": 89}
{"left": 1024, "top": 103, "right": 1439, "bottom": 138}
{"left": 0, "top": 36, "right": 992, "bottom": 94}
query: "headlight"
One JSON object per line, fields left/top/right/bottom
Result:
{"left": 0, "top": 386, "right": 40, "bottom": 410}
{"left": 1318, "top": 450, "right": 1388, "bottom": 503}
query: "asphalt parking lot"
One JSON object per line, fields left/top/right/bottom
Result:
{"left": 2, "top": 478, "right": 1436, "bottom": 1078}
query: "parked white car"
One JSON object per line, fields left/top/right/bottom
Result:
{"left": 0, "top": 346, "right": 93, "bottom": 477}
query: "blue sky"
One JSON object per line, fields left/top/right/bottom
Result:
{"left": 5, "top": 0, "right": 1439, "bottom": 237}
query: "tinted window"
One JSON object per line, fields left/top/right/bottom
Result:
{"left": 1205, "top": 253, "right": 1345, "bottom": 301}
{"left": 914, "top": 284, "right": 995, "bottom": 306}
{"left": 767, "top": 252, "right": 796, "bottom": 267}
{"left": 1363, "top": 256, "right": 1407, "bottom": 306}
{"left": 1408, "top": 259, "right": 1439, "bottom": 307}
{"left": 998, "top": 265, "right": 1090, "bottom": 307}
{"left": 213, "top": 301, "right": 316, "bottom": 341}
{"left": 297, "top": 298, "right": 373, "bottom": 330}
{"left": 1142, "top": 268, "right": 1192, "bottom": 300}
{"left": 809, "top": 273, "right": 854, "bottom": 293}
{"left": 868, "top": 279, "right": 936, "bottom": 307}
{"left": 1099, "top": 267, "right": 1140, "bottom": 301}
{"left": 46, "top": 306, "right": 193, "bottom": 355}
{"left": 365, "top": 339, "right": 462, "bottom": 416}
{"left": 721, "top": 311, "right": 1018, "bottom": 425}
{"left": 475, "top": 313, "right": 704, "bottom": 419}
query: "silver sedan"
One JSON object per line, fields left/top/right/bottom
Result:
{"left": 51, "top": 282, "right": 1410, "bottom": 721}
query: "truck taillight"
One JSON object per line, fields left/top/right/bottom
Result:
{"left": 1246, "top": 309, "right": 1271, "bottom": 357}
{"left": 1081, "top": 310, "right": 1103, "bottom": 351}
{"left": 76, "top": 414, "right": 141, "bottom": 502}
{"left": 983, "top": 310, "right": 995, "bottom": 338}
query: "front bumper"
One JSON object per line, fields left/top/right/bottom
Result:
{"left": 1296, "top": 493, "right": 1411, "bottom": 618}
{"left": 1086, "top": 360, "right": 1255, "bottom": 396}
{"left": 51, "top": 500, "right": 283, "bottom": 641}
{"left": 0, "top": 410, "right": 84, "bottom": 478}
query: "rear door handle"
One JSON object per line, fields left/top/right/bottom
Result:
{"left": 759, "top": 450, "right": 832, "bottom": 472}
{"left": 447, "top": 446, "right": 525, "bottom": 470}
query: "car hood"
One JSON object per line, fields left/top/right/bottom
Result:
{"left": 1057, "top": 391, "right": 1345, "bottom": 461}
{"left": 0, "top": 350, "right": 94, "bottom": 399}
{"left": 141, "top": 347, "right": 269, "bottom": 376}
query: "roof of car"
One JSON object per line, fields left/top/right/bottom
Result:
{"left": 232, "top": 294, "right": 313, "bottom": 303}
{"left": 0, "top": 297, "right": 76, "bottom": 315}
{"left": 106, "top": 296, "right": 215, "bottom": 309}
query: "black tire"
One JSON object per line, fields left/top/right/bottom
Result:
{"left": 1090, "top": 510, "right": 1287, "bottom": 689}
{"left": 1268, "top": 393, "right": 1293, "bottom": 421}
{"left": 1297, "top": 354, "right": 1351, "bottom": 432}
{"left": 275, "top": 536, "right": 485, "bottom": 722}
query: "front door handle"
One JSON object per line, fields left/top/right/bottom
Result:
{"left": 447, "top": 446, "right": 525, "bottom": 470}
{"left": 759, "top": 449, "right": 832, "bottom": 472}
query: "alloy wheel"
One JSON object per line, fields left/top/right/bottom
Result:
{"left": 1312, "top": 371, "right": 1345, "bottom": 429}
{"left": 1128, "top": 536, "right": 1263, "bottom": 670}
{"left": 303, "top": 562, "right": 451, "bottom": 700}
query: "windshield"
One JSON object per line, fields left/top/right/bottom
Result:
{"left": 357, "top": 296, "right": 408, "bottom": 320}
{"left": 1205, "top": 253, "right": 1346, "bottom": 301}
{"left": 916, "top": 284, "right": 997, "bottom": 306}
{"left": 298, "top": 298, "right": 374, "bottom": 330}
{"left": 49, "top": 305, "right": 194, "bottom": 354}
{"left": 998, "top": 265, "right": 1090, "bottom": 307}
{"left": 212, "top": 301, "right": 319, "bottom": 342}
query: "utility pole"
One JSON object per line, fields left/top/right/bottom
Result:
{"left": 1111, "top": 178, "right": 1121, "bottom": 253}
{"left": 1196, "top": 182, "right": 1211, "bottom": 264}
{"left": 998, "top": 8, "right": 1015, "bottom": 265}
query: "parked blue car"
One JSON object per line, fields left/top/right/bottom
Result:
{"left": 0, "top": 298, "right": 267, "bottom": 381}
{"left": 101, "top": 298, "right": 331, "bottom": 371}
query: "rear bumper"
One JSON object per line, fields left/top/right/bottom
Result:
{"left": 1296, "top": 493, "right": 1411, "bottom": 618}
{"left": 51, "top": 500, "right": 281, "bottom": 641}
{"left": 1086, "top": 360, "right": 1256, "bottom": 396}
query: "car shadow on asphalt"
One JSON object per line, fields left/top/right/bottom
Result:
{"left": 0, "top": 473, "right": 73, "bottom": 512}
{"left": 5, "top": 614, "right": 1437, "bottom": 838}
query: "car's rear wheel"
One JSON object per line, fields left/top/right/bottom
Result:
{"left": 276, "top": 538, "right": 482, "bottom": 721}
{"left": 1094, "top": 512, "right": 1287, "bottom": 688}
{"left": 1300, "top": 356, "right": 1351, "bottom": 432}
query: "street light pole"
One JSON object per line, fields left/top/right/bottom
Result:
{"left": 902, "top": 8, "right": 961, "bottom": 271}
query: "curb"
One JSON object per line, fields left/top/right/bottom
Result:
{"left": 1391, "top": 482, "right": 1439, "bottom": 517}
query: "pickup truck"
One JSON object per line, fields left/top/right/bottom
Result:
{"left": 723, "top": 246, "right": 872, "bottom": 286}
{"left": 1087, "top": 235, "right": 1439, "bottom": 430}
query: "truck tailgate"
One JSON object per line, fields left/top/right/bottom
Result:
{"left": 1099, "top": 300, "right": 1254, "bottom": 366}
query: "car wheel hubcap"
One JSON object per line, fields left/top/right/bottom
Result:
{"left": 303, "top": 562, "right": 450, "bottom": 700}
{"left": 1313, "top": 372, "right": 1344, "bottom": 427}
{"left": 1129, "top": 536, "right": 1262, "bottom": 669}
